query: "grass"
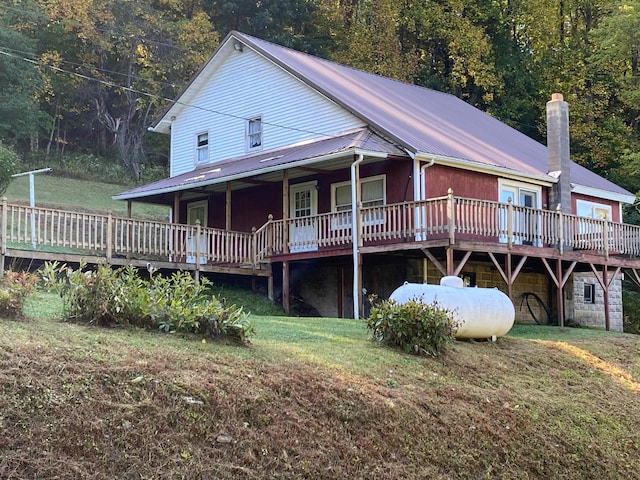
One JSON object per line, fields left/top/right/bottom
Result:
{"left": 2, "top": 291, "right": 640, "bottom": 479}
{"left": 5, "top": 174, "right": 169, "bottom": 219}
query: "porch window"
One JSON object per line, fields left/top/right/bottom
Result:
{"left": 576, "top": 200, "right": 612, "bottom": 220}
{"left": 247, "top": 117, "right": 262, "bottom": 150}
{"left": 196, "top": 133, "right": 209, "bottom": 164}
{"left": 332, "top": 175, "right": 385, "bottom": 228}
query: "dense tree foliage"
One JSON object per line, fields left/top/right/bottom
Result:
{"left": 0, "top": 0, "right": 639, "bottom": 195}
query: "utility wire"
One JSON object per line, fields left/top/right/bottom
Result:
{"left": 0, "top": 47, "right": 358, "bottom": 141}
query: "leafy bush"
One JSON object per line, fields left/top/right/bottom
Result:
{"left": 0, "top": 270, "right": 39, "bottom": 318}
{"left": 366, "top": 296, "right": 457, "bottom": 356}
{"left": 0, "top": 143, "right": 19, "bottom": 196}
{"left": 39, "top": 261, "right": 254, "bottom": 342}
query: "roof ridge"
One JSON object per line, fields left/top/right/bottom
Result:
{"left": 233, "top": 31, "right": 457, "bottom": 101}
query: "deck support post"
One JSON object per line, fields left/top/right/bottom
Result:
{"left": 556, "top": 259, "right": 564, "bottom": 327}
{"left": 446, "top": 247, "right": 454, "bottom": 276}
{"left": 282, "top": 261, "right": 290, "bottom": 314}
{"left": 351, "top": 154, "right": 364, "bottom": 319}
{"left": 603, "top": 266, "right": 610, "bottom": 331}
{"left": 267, "top": 274, "right": 274, "bottom": 301}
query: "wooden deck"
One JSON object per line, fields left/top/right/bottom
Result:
{"left": 2, "top": 192, "right": 640, "bottom": 276}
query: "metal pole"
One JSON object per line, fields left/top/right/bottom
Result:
{"left": 29, "top": 173, "right": 36, "bottom": 249}
{"left": 12, "top": 168, "right": 52, "bottom": 250}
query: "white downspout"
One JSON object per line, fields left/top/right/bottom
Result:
{"left": 351, "top": 153, "right": 364, "bottom": 319}
{"left": 417, "top": 158, "right": 435, "bottom": 241}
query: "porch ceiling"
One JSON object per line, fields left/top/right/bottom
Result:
{"left": 114, "top": 129, "right": 406, "bottom": 205}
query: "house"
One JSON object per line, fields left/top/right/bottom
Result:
{"left": 115, "top": 31, "right": 640, "bottom": 331}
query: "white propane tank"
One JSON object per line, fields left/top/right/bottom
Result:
{"left": 388, "top": 276, "right": 515, "bottom": 339}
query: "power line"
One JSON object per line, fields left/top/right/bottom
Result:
{"left": 0, "top": 47, "right": 356, "bottom": 141}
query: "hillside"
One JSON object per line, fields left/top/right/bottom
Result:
{"left": 1, "top": 294, "right": 639, "bottom": 479}
{"left": 5, "top": 174, "right": 169, "bottom": 219}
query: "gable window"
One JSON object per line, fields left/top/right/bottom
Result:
{"left": 331, "top": 175, "right": 386, "bottom": 228}
{"left": 247, "top": 117, "right": 262, "bottom": 150}
{"left": 584, "top": 283, "right": 595, "bottom": 304}
{"left": 196, "top": 133, "right": 209, "bottom": 164}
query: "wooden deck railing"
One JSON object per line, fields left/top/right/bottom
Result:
{"left": 1, "top": 201, "right": 256, "bottom": 266}
{"left": 3, "top": 194, "right": 640, "bottom": 267}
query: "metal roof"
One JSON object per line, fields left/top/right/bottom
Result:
{"left": 115, "top": 129, "right": 404, "bottom": 203}
{"left": 137, "top": 31, "right": 633, "bottom": 203}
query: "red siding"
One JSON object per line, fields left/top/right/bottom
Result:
{"left": 425, "top": 164, "right": 497, "bottom": 200}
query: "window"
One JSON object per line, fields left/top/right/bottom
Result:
{"left": 196, "top": 133, "right": 209, "bottom": 164}
{"left": 247, "top": 117, "right": 262, "bottom": 150}
{"left": 331, "top": 175, "right": 385, "bottom": 228}
{"left": 584, "top": 283, "right": 595, "bottom": 304}
{"left": 576, "top": 199, "right": 612, "bottom": 220}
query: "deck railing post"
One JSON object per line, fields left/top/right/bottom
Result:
{"left": 1, "top": 198, "right": 6, "bottom": 275}
{"left": 603, "top": 215, "right": 609, "bottom": 261}
{"left": 251, "top": 226, "right": 257, "bottom": 266}
{"left": 267, "top": 214, "right": 274, "bottom": 255}
{"left": 106, "top": 211, "right": 113, "bottom": 263}
{"left": 556, "top": 204, "right": 564, "bottom": 255}
{"left": 447, "top": 188, "right": 455, "bottom": 244}
{"left": 195, "top": 219, "right": 201, "bottom": 273}
{"left": 507, "top": 198, "right": 513, "bottom": 250}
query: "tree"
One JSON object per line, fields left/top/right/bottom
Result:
{"left": 0, "top": 1, "right": 49, "bottom": 148}
{"left": 0, "top": 143, "right": 19, "bottom": 196}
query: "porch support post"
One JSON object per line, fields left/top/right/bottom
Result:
{"left": 225, "top": 182, "right": 232, "bottom": 231}
{"left": 127, "top": 200, "right": 132, "bottom": 219}
{"left": 282, "top": 261, "right": 290, "bottom": 314}
{"left": 282, "top": 170, "right": 289, "bottom": 254}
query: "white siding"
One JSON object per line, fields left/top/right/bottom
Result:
{"left": 170, "top": 48, "right": 364, "bottom": 177}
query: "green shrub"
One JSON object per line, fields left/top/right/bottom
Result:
{"left": 0, "top": 271, "right": 39, "bottom": 318}
{"left": 0, "top": 143, "right": 19, "bottom": 196}
{"left": 366, "top": 296, "right": 457, "bottom": 356}
{"left": 39, "top": 262, "right": 254, "bottom": 342}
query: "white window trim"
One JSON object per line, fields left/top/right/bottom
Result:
{"left": 246, "top": 116, "right": 263, "bottom": 151}
{"left": 498, "top": 179, "right": 543, "bottom": 246}
{"left": 331, "top": 175, "right": 386, "bottom": 229}
{"left": 187, "top": 200, "right": 208, "bottom": 227}
{"left": 195, "top": 132, "right": 209, "bottom": 165}
{"left": 576, "top": 199, "right": 612, "bottom": 220}
{"left": 497, "top": 179, "right": 542, "bottom": 208}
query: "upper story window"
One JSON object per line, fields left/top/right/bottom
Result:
{"left": 247, "top": 117, "right": 262, "bottom": 150}
{"left": 576, "top": 199, "right": 612, "bottom": 220}
{"left": 196, "top": 132, "right": 209, "bottom": 164}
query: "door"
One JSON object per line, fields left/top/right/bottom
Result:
{"left": 499, "top": 185, "right": 540, "bottom": 245}
{"left": 289, "top": 182, "right": 318, "bottom": 252}
{"left": 186, "top": 200, "right": 208, "bottom": 264}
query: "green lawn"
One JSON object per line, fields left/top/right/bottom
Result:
{"left": 6, "top": 174, "right": 169, "bottom": 219}
{"left": 6, "top": 291, "right": 640, "bottom": 478}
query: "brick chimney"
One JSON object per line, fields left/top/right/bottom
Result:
{"left": 547, "top": 93, "right": 571, "bottom": 214}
